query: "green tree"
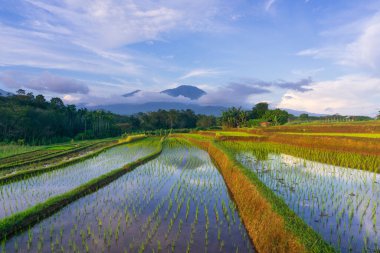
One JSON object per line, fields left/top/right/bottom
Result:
{"left": 50, "top": 97, "right": 65, "bottom": 109}
{"left": 299, "top": 113, "right": 309, "bottom": 120}
{"left": 16, "top": 89, "right": 26, "bottom": 95}
{"left": 252, "top": 102, "right": 269, "bottom": 119}
{"left": 221, "top": 107, "right": 247, "bottom": 128}
{"left": 35, "top": 94, "right": 46, "bottom": 104}
{"left": 196, "top": 115, "right": 216, "bottom": 128}
{"left": 263, "top": 109, "right": 290, "bottom": 125}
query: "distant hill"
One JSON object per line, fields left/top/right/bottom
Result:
{"left": 90, "top": 102, "right": 225, "bottom": 116}
{"left": 282, "top": 108, "right": 327, "bottom": 117}
{"left": 0, "top": 89, "right": 12, "bottom": 96}
{"left": 122, "top": 90, "right": 141, "bottom": 97}
{"left": 160, "top": 85, "right": 206, "bottom": 100}
{"left": 90, "top": 102, "right": 328, "bottom": 117}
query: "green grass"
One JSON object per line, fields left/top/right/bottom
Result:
{"left": 0, "top": 137, "right": 120, "bottom": 160}
{"left": 278, "top": 132, "right": 380, "bottom": 138}
{"left": 44, "top": 145, "right": 76, "bottom": 151}
{"left": 0, "top": 144, "right": 45, "bottom": 159}
{"left": 222, "top": 141, "right": 379, "bottom": 173}
{"left": 0, "top": 139, "right": 118, "bottom": 171}
{"left": 178, "top": 133, "right": 214, "bottom": 140}
{"left": 0, "top": 137, "right": 163, "bottom": 241}
{"left": 213, "top": 140, "right": 336, "bottom": 253}
{"left": 0, "top": 135, "right": 146, "bottom": 185}
{"left": 284, "top": 119, "right": 380, "bottom": 126}
{"left": 181, "top": 135, "right": 335, "bottom": 253}
{"left": 215, "top": 131, "right": 262, "bottom": 137}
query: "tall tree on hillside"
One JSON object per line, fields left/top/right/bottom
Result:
{"left": 50, "top": 97, "right": 65, "bottom": 109}
{"left": 252, "top": 102, "right": 269, "bottom": 119}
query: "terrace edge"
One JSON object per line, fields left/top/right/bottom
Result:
{"left": 0, "top": 135, "right": 146, "bottom": 185}
{"left": 177, "top": 135, "right": 336, "bottom": 253}
{"left": 0, "top": 137, "right": 163, "bottom": 241}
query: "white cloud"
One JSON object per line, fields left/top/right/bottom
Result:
{"left": 179, "top": 69, "right": 221, "bottom": 80}
{"left": 0, "top": 0, "right": 227, "bottom": 76}
{"left": 63, "top": 94, "right": 81, "bottom": 103}
{"left": 278, "top": 75, "right": 380, "bottom": 116}
{"left": 292, "top": 68, "right": 324, "bottom": 77}
{"left": 0, "top": 71, "right": 89, "bottom": 94}
{"left": 264, "top": 0, "right": 276, "bottom": 12}
{"left": 297, "top": 11, "right": 380, "bottom": 70}
{"left": 199, "top": 83, "right": 271, "bottom": 106}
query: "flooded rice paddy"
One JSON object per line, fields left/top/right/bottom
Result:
{"left": 3, "top": 139, "right": 254, "bottom": 253}
{"left": 237, "top": 150, "right": 380, "bottom": 252}
{"left": 0, "top": 139, "right": 159, "bottom": 219}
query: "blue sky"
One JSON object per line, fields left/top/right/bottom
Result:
{"left": 0, "top": 0, "right": 379, "bottom": 115}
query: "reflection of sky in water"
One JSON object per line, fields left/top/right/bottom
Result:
{"left": 4, "top": 142, "right": 254, "bottom": 253}
{"left": 0, "top": 141, "right": 157, "bottom": 219}
{"left": 237, "top": 151, "right": 380, "bottom": 252}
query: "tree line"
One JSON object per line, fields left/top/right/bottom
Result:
{"left": 0, "top": 90, "right": 218, "bottom": 144}
{"left": 1, "top": 90, "right": 374, "bottom": 145}
{"left": 220, "top": 102, "right": 291, "bottom": 128}
{"left": 0, "top": 89, "right": 122, "bottom": 145}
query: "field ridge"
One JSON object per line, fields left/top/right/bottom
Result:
{"left": 0, "top": 135, "right": 146, "bottom": 185}
{"left": 0, "top": 137, "right": 163, "bottom": 241}
{"left": 178, "top": 135, "right": 335, "bottom": 253}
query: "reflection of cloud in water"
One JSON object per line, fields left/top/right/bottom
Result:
{"left": 237, "top": 150, "right": 380, "bottom": 252}
{"left": 278, "top": 154, "right": 380, "bottom": 183}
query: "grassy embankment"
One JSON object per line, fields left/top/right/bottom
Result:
{"left": 223, "top": 140, "right": 379, "bottom": 173}
{"left": 200, "top": 121, "right": 380, "bottom": 157}
{"left": 176, "top": 134, "right": 335, "bottom": 253}
{"left": 0, "top": 145, "right": 44, "bottom": 159}
{"left": 277, "top": 132, "right": 380, "bottom": 138}
{"left": 0, "top": 135, "right": 146, "bottom": 185}
{"left": 0, "top": 136, "right": 163, "bottom": 241}
{"left": 0, "top": 139, "right": 117, "bottom": 171}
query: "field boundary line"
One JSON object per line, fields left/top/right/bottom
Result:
{"left": 0, "top": 136, "right": 145, "bottom": 185}
{"left": 0, "top": 137, "right": 163, "bottom": 241}
{"left": 0, "top": 140, "right": 116, "bottom": 170}
{"left": 177, "top": 135, "right": 335, "bottom": 253}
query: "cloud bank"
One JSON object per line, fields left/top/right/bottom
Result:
{"left": 278, "top": 75, "right": 380, "bottom": 116}
{"left": 0, "top": 71, "right": 89, "bottom": 94}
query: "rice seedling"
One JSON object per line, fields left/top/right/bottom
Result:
{"left": 0, "top": 138, "right": 159, "bottom": 219}
{"left": 278, "top": 132, "right": 380, "bottom": 139}
{"left": 225, "top": 141, "right": 380, "bottom": 252}
{"left": 2, "top": 138, "right": 254, "bottom": 253}
{"left": 0, "top": 144, "right": 44, "bottom": 159}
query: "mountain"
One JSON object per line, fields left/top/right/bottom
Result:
{"left": 0, "top": 89, "right": 12, "bottom": 96}
{"left": 282, "top": 108, "right": 327, "bottom": 117}
{"left": 90, "top": 102, "right": 225, "bottom": 116}
{"left": 122, "top": 90, "right": 141, "bottom": 97}
{"left": 160, "top": 85, "right": 206, "bottom": 100}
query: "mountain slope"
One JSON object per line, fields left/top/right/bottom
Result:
{"left": 0, "top": 89, "right": 12, "bottom": 96}
{"left": 160, "top": 85, "right": 206, "bottom": 100}
{"left": 122, "top": 90, "right": 141, "bottom": 97}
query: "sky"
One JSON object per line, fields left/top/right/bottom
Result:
{"left": 0, "top": 0, "right": 379, "bottom": 116}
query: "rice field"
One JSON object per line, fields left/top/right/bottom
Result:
{"left": 229, "top": 142, "right": 380, "bottom": 252}
{"left": 2, "top": 139, "right": 254, "bottom": 253}
{"left": 1, "top": 130, "right": 379, "bottom": 253}
{"left": 215, "top": 131, "right": 261, "bottom": 137}
{"left": 0, "top": 138, "right": 159, "bottom": 219}
{"left": 278, "top": 132, "right": 380, "bottom": 139}
{"left": 0, "top": 144, "right": 45, "bottom": 159}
